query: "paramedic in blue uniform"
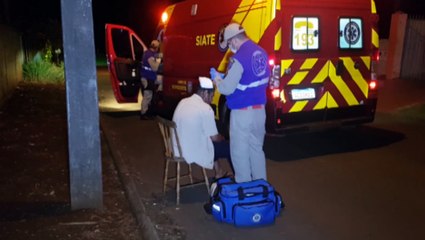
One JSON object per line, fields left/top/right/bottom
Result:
{"left": 172, "top": 77, "right": 232, "bottom": 179}
{"left": 211, "top": 23, "right": 270, "bottom": 183}
{"left": 140, "top": 39, "right": 163, "bottom": 118}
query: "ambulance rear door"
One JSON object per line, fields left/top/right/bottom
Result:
{"left": 105, "top": 24, "right": 146, "bottom": 103}
{"left": 326, "top": 10, "right": 374, "bottom": 120}
{"left": 279, "top": 9, "right": 328, "bottom": 126}
{"left": 279, "top": 0, "right": 375, "bottom": 126}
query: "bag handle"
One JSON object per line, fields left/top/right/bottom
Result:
{"left": 237, "top": 184, "right": 269, "bottom": 200}
{"left": 275, "top": 191, "right": 285, "bottom": 209}
{"left": 237, "top": 187, "right": 244, "bottom": 200}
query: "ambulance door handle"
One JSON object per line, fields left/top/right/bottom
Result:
{"left": 354, "top": 61, "right": 360, "bottom": 69}
{"left": 284, "top": 68, "right": 291, "bottom": 75}
{"left": 336, "top": 60, "right": 344, "bottom": 76}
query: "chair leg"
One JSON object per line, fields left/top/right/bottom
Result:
{"left": 176, "top": 161, "right": 180, "bottom": 205}
{"left": 202, "top": 168, "right": 210, "bottom": 194}
{"left": 163, "top": 159, "right": 169, "bottom": 193}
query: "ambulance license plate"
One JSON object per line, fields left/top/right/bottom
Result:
{"left": 291, "top": 88, "right": 316, "bottom": 100}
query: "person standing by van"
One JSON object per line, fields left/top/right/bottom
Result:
{"left": 140, "top": 39, "right": 162, "bottom": 119}
{"left": 212, "top": 23, "right": 270, "bottom": 183}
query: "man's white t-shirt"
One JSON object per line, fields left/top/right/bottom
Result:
{"left": 172, "top": 94, "right": 218, "bottom": 169}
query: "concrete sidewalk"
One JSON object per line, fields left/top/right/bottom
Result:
{"left": 100, "top": 78, "right": 425, "bottom": 240}
{"left": 101, "top": 113, "right": 289, "bottom": 240}
{"left": 376, "top": 78, "right": 425, "bottom": 112}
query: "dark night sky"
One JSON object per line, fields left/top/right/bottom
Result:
{"left": 1, "top": 0, "right": 424, "bottom": 54}
{"left": 1, "top": 0, "right": 179, "bottom": 55}
{"left": 92, "top": 0, "right": 179, "bottom": 51}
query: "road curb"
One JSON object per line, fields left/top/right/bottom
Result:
{"left": 100, "top": 119, "right": 160, "bottom": 240}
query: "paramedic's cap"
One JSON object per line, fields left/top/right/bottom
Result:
{"left": 220, "top": 23, "right": 245, "bottom": 49}
{"left": 199, "top": 77, "right": 214, "bottom": 90}
{"left": 150, "top": 40, "right": 160, "bottom": 48}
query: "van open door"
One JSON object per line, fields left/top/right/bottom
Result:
{"left": 105, "top": 24, "right": 147, "bottom": 103}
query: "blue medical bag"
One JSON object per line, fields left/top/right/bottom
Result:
{"left": 209, "top": 177, "right": 284, "bottom": 227}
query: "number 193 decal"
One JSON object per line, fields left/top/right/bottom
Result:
{"left": 292, "top": 17, "right": 319, "bottom": 51}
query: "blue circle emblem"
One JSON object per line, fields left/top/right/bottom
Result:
{"left": 252, "top": 50, "right": 267, "bottom": 77}
{"left": 344, "top": 21, "right": 360, "bottom": 45}
{"left": 252, "top": 213, "right": 262, "bottom": 223}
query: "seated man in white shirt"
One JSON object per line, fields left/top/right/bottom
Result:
{"left": 172, "top": 77, "right": 232, "bottom": 179}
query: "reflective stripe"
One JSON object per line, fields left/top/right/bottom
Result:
{"left": 274, "top": 28, "right": 282, "bottom": 51}
{"left": 372, "top": 29, "right": 379, "bottom": 48}
{"left": 142, "top": 66, "right": 153, "bottom": 71}
{"left": 371, "top": 0, "right": 377, "bottom": 14}
{"left": 239, "top": 104, "right": 264, "bottom": 110}
{"left": 236, "top": 77, "right": 269, "bottom": 91}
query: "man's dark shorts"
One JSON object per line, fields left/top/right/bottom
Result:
{"left": 213, "top": 140, "right": 231, "bottom": 161}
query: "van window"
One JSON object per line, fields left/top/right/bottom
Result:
{"left": 111, "top": 29, "right": 132, "bottom": 59}
{"left": 339, "top": 18, "right": 363, "bottom": 49}
{"left": 292, "top": 17, "right": 319, "bottom": 51}
{"left": 132, "top": 35, "right": 144, "bottom": 61}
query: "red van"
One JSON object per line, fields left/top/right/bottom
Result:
{"left": 106, "top": 0, "right": 380, "bottom": 134}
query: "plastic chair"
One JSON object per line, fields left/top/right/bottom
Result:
{"left": 156, "top": 116, "right": 210, "bottom": 205}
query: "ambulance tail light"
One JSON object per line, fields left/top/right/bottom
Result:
{"left": 372, "top": 49, "right": 380, "bottom": 62}
{"left": 269, "top": 59, "right": 281, "bottom": 99}
{"left": 269, "top": 61, "right": 280, "bottom": 88}
{"left": 369, "top": 80, "right": 377, "bottom": 91}
{"left": 370, "top": 48, "right": 380, "bottom": 93}
{"left": 271, "top": 89, "right": 280, "bottom": 98}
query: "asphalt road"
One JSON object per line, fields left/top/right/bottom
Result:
{"left": 97, "top": 68, "right": 425, "bottom": 240}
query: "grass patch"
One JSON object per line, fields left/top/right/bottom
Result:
{"left": 96, "top": 55, "right": 108, "bottom": 67}
{"left": 23, "top": 52, "right": 109, "bottom": 83}
{"left": 23, "top": 53, "right": 64, "bottom": 83}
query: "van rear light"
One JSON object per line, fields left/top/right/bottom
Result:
{"left": 269, "top": 62, "right": 281, "bottom": 89}
{"left": 277, "top": 118, "right": 281, "bottom": 125}
{"left": 372, "top": 49, "right": 380, "bottom": 62}
{"left": 369, "top": 80, "right": 377, "bottom": 90}
{"left": 271, "top": 89, "right": 280, "bottom": 98}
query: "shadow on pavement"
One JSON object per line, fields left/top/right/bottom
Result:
{"left": 265, "top": 126, "right": 405, "bottom": 162}
{"left": 0, "top": 202, "right": 70, "bottom": 221}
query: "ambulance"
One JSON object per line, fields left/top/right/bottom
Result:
{"left": 105, "top": 0, "right": 380, "bottom": 134}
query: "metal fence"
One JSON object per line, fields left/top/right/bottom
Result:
{"left": 401, "top": 15, "right": 425, "bottom": 81}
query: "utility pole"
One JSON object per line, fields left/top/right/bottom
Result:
{"left": 60, "top": 0, "right": 103, "bottom": 209}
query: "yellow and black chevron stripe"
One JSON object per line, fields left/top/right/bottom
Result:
{"left": 281, "top": 56, "right": 372, "bottom": 113}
